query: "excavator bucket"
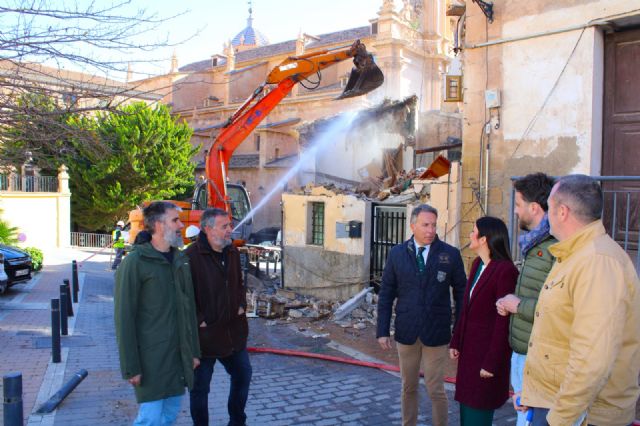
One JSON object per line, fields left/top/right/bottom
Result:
{"left": 336, "top": 51, "right": 384, "bottom": 100}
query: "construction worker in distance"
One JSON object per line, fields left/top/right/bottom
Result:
{"left": 185, "top": 225, "right": 200, "bottom": 248}
{"left": 112, "top": 220, "right": 126, "bottom": 270}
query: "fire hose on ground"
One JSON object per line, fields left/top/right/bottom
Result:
{"left": 247, "top": 346, "right": 457, "bottom": 385}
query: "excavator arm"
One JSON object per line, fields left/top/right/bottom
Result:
{"left": 205, "top": 39, "right": 384, "bottom": 212}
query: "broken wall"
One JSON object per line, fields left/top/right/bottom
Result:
{"left": 299, "top": 97, "right": 418, "bottom": 186}
{"left": 416, "top": 110, "right": 462, "bottom": 150}
{"left": 409, "top": 161, "right": 461, "bottom": 246}
{"left": 281, "top": 191, "right": 371, "bottom": 300}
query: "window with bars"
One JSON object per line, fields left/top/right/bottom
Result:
{"left": 310, "top": 202, "right": 325, "bottom": 246}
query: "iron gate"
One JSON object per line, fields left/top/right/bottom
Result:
{"left": 370, "top": 204, "right": 406, "bottom": 288}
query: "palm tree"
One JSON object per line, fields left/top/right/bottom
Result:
{"left": 0, "top": 210, "right": 18, "bottom": 245}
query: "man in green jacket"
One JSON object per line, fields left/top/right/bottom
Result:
{"left": 496, "top": 173, "right": 556, "bottom": 426}
{"left": 114, "top": 201, "right": 201, "bottom": 425}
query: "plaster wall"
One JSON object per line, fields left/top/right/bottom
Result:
{"left": 0, "top": 192, "right": 71, "bottom": 248}
{"left": 229, "top": 62, "right": 269, "bottom": 103}
{"left": 459, "top": 0, "right": 639, "bottom": 258}
{"left": 281, "top": 192, "right": 370, "bottom": 300}
{"left": 424, "top": 161, "right": 461, "bottom": 246}
{"left": 171, "top": 72, "right": 217, "bottom": 111}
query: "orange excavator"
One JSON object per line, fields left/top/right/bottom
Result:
{"left": 127, "top": 39, "right": 384, "bottom": 244}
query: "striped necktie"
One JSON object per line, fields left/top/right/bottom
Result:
{"left": 417, "top": 246, "right": 426, "bottom": 273}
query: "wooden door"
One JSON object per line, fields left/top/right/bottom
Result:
{"left": 603, "top": 28, "right": 640, "bottom": 265}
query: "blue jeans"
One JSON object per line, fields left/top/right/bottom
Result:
{"left": 530, "top": 408, "right": 607, "bottom": 426}
{"left": 134, "top": 395, "right": 182, "bottom": 425}
{"left": 511, "top": 352, "right": 527, "bottom": 426}
{"left": 190, "top": 349, "right": 252, "bottom": 426}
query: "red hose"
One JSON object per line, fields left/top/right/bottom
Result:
{"left": 248, "top": 346, "right": 457, "bottom": 384}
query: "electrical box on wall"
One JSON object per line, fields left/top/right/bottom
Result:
{"left": 335, "top": 221, "right": 362, "bottom": 239}
{"left": 485, "top": 89, "right": 501, "bottom": 108}
{"left": 336, "top": 222, "right": 349, "bottom": 238}
{"left": 348, "top": 220, "right": 362, "bottom": 238}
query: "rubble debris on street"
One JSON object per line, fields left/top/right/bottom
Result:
{"left": 333, "top": 287, "right": 373, "bottom": 321}
{"left": 246, "top": 281, "right": 385, "bottom": 333}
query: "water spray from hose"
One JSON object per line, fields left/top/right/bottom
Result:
{"left": 234, "top": 110, "right": 359, "bottom": 231}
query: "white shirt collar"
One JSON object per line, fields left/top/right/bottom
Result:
{"left": 414, "top": 240, "right": 430, "bottom": 251}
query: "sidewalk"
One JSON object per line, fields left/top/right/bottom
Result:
{"left": 1, "top": 248, "right": 522, "bottom": 425}
{"left": 0, "top": 247, "right": 113, "bottom": 424}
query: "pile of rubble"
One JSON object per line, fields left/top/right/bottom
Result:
{"left": 245, "top": 285, "right": 383, "bottom": 332}
{"left": 364, "top": 168, "right": 430, "bottom": 203}
{"left": 288, "top": 155, "right": 451, "bottom": 205}
{"left": 289, "top": 169, "right": 428, "bottom": 205}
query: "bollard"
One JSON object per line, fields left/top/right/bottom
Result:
{"left": 59, "top": 285, "right": 68, "bottom": 336}
{"left": 63, "top": 279, "right": 74, "bottom": 317}
{"left": 3, "top": 372, "right": 23, "bottom": 426}
{"left": 51, "top": 299, "right": 61, "bottom": 363}
{"left": 35, "top": 369, "right": 88, "bottom": 414}
{"left": 71, "top": 260, "right": 79, "bottom": 303}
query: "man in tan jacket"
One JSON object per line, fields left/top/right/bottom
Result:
{"left": 521, "top": 174, "right": 640, "bottom": 426}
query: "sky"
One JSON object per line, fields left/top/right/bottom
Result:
{"left": 125, "top": 0, "right": 384, "bottom": 79}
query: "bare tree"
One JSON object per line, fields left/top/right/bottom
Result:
{"left": 0, "top": 0, "right": 190, "bottom": 168}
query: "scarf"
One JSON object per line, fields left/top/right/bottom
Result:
{"left": 518, "top": 213, "right": 550, "bottom": 257}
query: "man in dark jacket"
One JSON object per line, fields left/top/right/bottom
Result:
{"left": 496, "top": 173, "right": 555, "bottom": 426}
{"left": 114, "top": 201, "right": 201, "bottom": 425}
{"left": 377, "top": 204, "right": 466, "bottom": 426}
{"left": 185, "top": 208, "right": 251, "bottom": 426}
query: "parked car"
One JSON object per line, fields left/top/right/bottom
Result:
{"left": 0, "top": 244, "right": 32, "bottom": 293}
{"left": 0, "top": 253, "right": 8, "bottom": 294}
{"left": 247, "top": 227, "right": 282, "bottom": 264}
{"left": 247, "top": 227, "right": 281, "bottom": 246}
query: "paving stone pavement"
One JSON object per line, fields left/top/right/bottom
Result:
{"left": 2, "top": 249, "right": 520, "bottom": 425}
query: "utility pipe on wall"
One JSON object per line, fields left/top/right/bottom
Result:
{"left": 465, "top": 10, "right": 640, "bottom": 50}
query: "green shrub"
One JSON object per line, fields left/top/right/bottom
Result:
{"left": 23, "top": 247, "right": 43, "bottom": 271}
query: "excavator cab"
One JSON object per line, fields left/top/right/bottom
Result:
{"left": 192, "top": 180, "right": 253, "bottom": 241}
{"left": 336, "top": 49, "right": 385, "bottom": 100}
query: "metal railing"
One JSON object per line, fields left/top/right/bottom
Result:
{"left": 70, "top": 232, "right": 112, "bottom": 249}
{"left": 508, "top": 175, "right": 640, "bottom": 271}
{"left": 0, "top": 174, "right": 58, "bottom": 192}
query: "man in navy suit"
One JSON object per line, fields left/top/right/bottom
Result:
{"left": 377, "top": 204, "right": 467, "bottom": 426}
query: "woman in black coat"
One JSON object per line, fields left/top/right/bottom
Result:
{"left": 449, "top": 216, "right": 519, "bottom": 425}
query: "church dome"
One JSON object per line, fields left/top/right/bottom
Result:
{"left": 231, "top": 5, "right": 269, "bottom": 50}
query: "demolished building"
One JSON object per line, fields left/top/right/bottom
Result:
{"left": 281, "top": 96, "right": 462, "bottom": 300}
